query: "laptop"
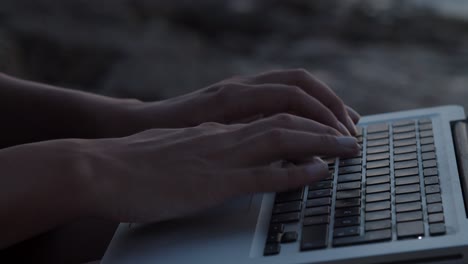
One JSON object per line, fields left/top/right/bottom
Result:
{"left": 102, "top": 105, "right": 468, "bottom": 264}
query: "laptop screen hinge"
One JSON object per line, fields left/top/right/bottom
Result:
{"left": 452, "top": 119, "right": 468, "bottom": 218}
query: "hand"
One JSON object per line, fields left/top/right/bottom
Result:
{"left": 83, "top": 114, "right": 360, "bottom": 223}
{"left": 128, "top": 69, "right": 360, "bottom": 136}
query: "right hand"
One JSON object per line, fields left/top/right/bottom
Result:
{"left": 82, "top": 114, "right": 360, "bottom": 224}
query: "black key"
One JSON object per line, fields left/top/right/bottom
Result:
{"left": 367, "top": 167, "right": 390, "bottom": 177}
{"left": 419, "top": 123, "right": 433, "bottom": 131}
{"left": 393, "top": 132, "right": 416, "bottom": 140}
{"left": 366, "top": 201, "right": 391, "bottom": 212}
{"left": 271, "top": 212, "right": 301, "bottom": 223}
{"left": 394, "top": 160, "right": 418, "bottom": 170}
{"left": 425, "top": 176, "right": 439, "bottom": 186}
{"left": 337, "top": 181, "right": 361, "bottom": 191}
{"left": 395, "top": 168, "right": 419, "bottom": 177}
{"left": 335, "top": 216, "right": 360, "bottom": 227}
{"left": 309, "top": 181, "right": 332, "bottom": 191}
{"left": 367, "top": 152, "right": 390, "bottom": 162}
{"left": 420, "top": 130, "right": 433, "bottom": 138}
{"left": 420, "top": 137, "right": 434, "bottom": 145}
{"left": 396, "top": 192, "right": 421, "bottom": 203}
{"left": 338, "top": 166, "right": 362, "bottom": 175}
{"left": 308, "top": 189, "right": 332, "bottom": 199}
{"left": 334, "top": 226, "right": 360, "bottom": 238}
{"left": 300, "top": 224, "right": 328, "bottom": 250}
{"left": 423, "top": 159, "right": 437, "bottom": 168}
{"left": 421, "top": 144, "right": 435, "bottom": 153}
{"left": 306, "top": 197, "right": 332, "bottom": 208}
{"left": 335, "top": 207, "right": 360, "bottom": 217}
{"left": 426, "top": 193, "right": 442, "bottom": 204}
{"left": 425, "top": 185, "right": 441, "bottom": 194}
{"left": 395, "top": 175, "right": 420, "bottom": 186}
{"left": 337, "top": 190, "right": 361, "bottom": 199}
{"left": 273, "top": 201, "right": 302, "bottom": 214}
{"left": 264, "top": 243, "right": 281, "bottom": 256}
{"left": 367, "top": 132, "right": 389, "bottom": 140}
{"left": 395, "top": 184, "right": 420, "bottom": 194}
{"left": 397, "top": 221, "right": 424, "bottom": 239}
{"left": 367, "top": 145, "right": 390, "bottom": 154}
{"left": 427, "top": 203, "right": 443, "bottom": 214}
{"left": 276, "top": 189, "right": 303, "bottom": 203}
{"left": 338, "top": 173, "right": 362, "bottom": 183}
{"left": 394, "top": 152, "right": 417, "bottom": 162}
{"left": 394, "top": 145, "right": 417, "bottom": 154}
{"left": 367, "top": 138, "right": 389, "bottom": 147}
{"left": 422, "top": 152, "right": 436, "bottom": 160}
{"left": 339, "top": 158, "right": 362, "bottom": 167}
{"left": 366, "top": 192, "right": 390, "bottom": 202}
{"left": 393, "top": 120, "right": 415, "bottom": 127}
{"left": 393, "top": 125, "right": 415, "bottom": 133}
{"left": 335, "top": 198, "right": 361, "bottom": 208}
{"left": 304, "top": 206, "right": 330, "bottom": 217}
{"left": 366, "top": 210, "right": 391, "bottom": 221}
{"left": 333, "top": 229, "right": 391, "bottom": 247}
{"left": 393, "top": 138, "right": 417, "bottom": 147}
{"left": 269, "top": 224, "right": 284, "bottom": 234}
{"left": 396, "top": 201, "right": 421, "bottom": 213}
{"left": 267, "top": 232, "right": 282, "bottom": 243}
{"left": 429, "top": 223, "right": 446, "bottom": 236}
{"left": 424, "top": 168, "right": 438, "bottom": 177}
{"left": 365, "top": 220, "right": 391, "bottom": 231}
{"left": 367, "top": 175, "right": 390, "bottom": 185}
{"left": 303, "top": 215, "right": 330, "bottom": 226}
{"left": 397, "top": 211, "right": 423, "bottom": 222}
{"left": 281, "top": 231, "right": 298, "bottom": 243}
{"left": 366, "top": 159, "right": 390, "bottom": 169}
{"left": 366, "top": 183, "right": 390, "bottom": 194}
{"left": 419, "top": 118, "right": 432, "bottom": 124}
{"left": 367, "top": 123, "right": 389, "bottom": 134}
{"left": 428, "top": 213, "right": 444, "bottom": 223}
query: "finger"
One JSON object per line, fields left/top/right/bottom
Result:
{"left": 233, "top": 158, "right": 329, "bottom": 193}
{"left": 231, "top": 129, "right": 360, "bottom": 166}
{"left": 236, "top": 113, "right": 342, "bottom": 139}
{"left": 346, "top": 106, "right": 361, "bottom": 124}
{"left": 218, "top": 83, "right": 350, "bottom": 136}
{"left": 246, "top": 69, "right": 357, "bottom": 135}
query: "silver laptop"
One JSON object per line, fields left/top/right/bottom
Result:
{"left": 102, "top": 105, "right": 468, "bottom": 264}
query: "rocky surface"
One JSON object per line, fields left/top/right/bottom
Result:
{"left": 1, "top": 0, "right": 467, "bottom": 115}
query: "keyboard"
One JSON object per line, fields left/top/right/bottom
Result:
{"left": 264, "top": 118, "right": 446, "bottom": 256}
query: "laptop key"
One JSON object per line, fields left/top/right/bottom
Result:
{"left": 423, "top": 168, "right": 438, "bottom": 177}
{"left": 281, "top": 231, "right": 298, "bottom": 243}
{"left": 425, "top": 185, "right": 441, "bottom": 194}
{"left": 303, "top": 215, "right": 330, "bottom": 226}
{"left": 429, "top": 223, "right": 446, "bottom": 236}
{"left": 393, "top": 132, "right": 416, "bottom": 140}
{"left": 419, "top": 118, "right": 432, "bottom": 124}
{"left": 366, "top": 201, "right": 391, "bottom": 212}
{"left": 395, "top": 184, "right": 420, "bottom": 194}
{"left": 366, "top": 183, "right": 390, "bottom": 194}
{"left": 366, "top": 192, "right": 390, "bottom": 203}
{"left": 395, "top": 176, "right": 420, "bottom": 186}
{"left": 367, "top": 175, "right": 390, "bottom": 185}
{"left": 422, "top": 152, "right": 436, "bottom": 160}
{"left": 337, "top": 190, "right": 361, "bottom": 199}
{"left": 335, "top": 207, "right": 360, "bottom": 217}
{"left": 423, "top": 159, "right": 437, "bottom": 169}
{"left": 333, "top": 229, "right": 391, "bottom": 247}
{"left": 334, "top": 226, "right": 360, "bottom": 238}
{"left": 306, "top": 197, "right": 332, "bottom": 208}
{"left": 393, "top": 125, "right": 415, "bottom": 133}
{"left": 335, "top": 216, "right": 360, "bottom": 227}
{"left": 309, "top": 181, "right": 333, "bottom": 190}
{"left": 264, "top": 243, "right": 281, "bottom": 256}
{"left": 308, "top": 189, "right": 332, "bottom": 199}
{"left": 367, "top": 138, "right": 389, "bottom": 147}
{"left": 367, "top": 145, "right": 390, "bottom": 154}
{"left": 365, "top": 219, "right": 392, "bottom": 231}
{"left": 367, "top": 132, "right": 389, "bottom": 140}
{"left": 335, "top": 198, "right": 361, "bottom": 208}
{"left": 300, "top": 224, "right": 328, "bottom": 250}
{"left": 428, "top": 213, "right": 444, "bottom": 224}
{"left": 273, "top": 201, "right": 302, "bottom": 214}
{"left": 424, "top": 176, "right": 439, "bottom": 186}
{"left": 367, "top": 152, "right": 390, "bottom": 162}
{"left": 393, "top": 138, "right": 417, "bottom": 147}
{"left": 367, "top": 167, "right": 390, "bottom": 177}
{"left": 420, "top": 137, "right": 434, "bottom": 145}
{"left": 338, "top": 173, "right": 362, "bottom": 183}
{"left": 275, "top": 189, "right": 303, "bottom": 203}
{"left": 338, "top": 165, "right": 362, "bottom": 175}
{"left": 394, "top": 160, "right": 418, "bottom": 170}
{"left": 366, "top": 159, "right": 390, "bottom": 169}
{"left": 396, "top": 201, "right": 421, "bottom": 213}
{"left": 393, "top": 120, "right": 415, "bottom": 127}
{"left": 304, "top": 206, "right": 330, "bottom": 217}
{"left": 396, "top": 192, "right": 421, "bottom": 203}
{"left": 394, "top": 152, "right": 417, "bottom": 162}
{"left": 337, "top": 181, "right": 361, "bottom": 191}
{"left": 420, "top": 130, "right": 434, "bottom": 138}
{"left": 366, "top": 210, "right": 391, "bottom": 221}
{"left": 397, "top": 221, "right": 424, "bottom": 239}
{"left": 421, "top": 144, "right": 435, "bottom": 153}
{"left": 267, "top": 232, "right": 282, "bottom": 243}
{"left": 394, "top": 145, "right": 417, "bottom": 154}
{"left": 367, "top": 123, "right": 389, "bottom": 134}
{"left": 271, "top": 212, "right": 301, "bottom": 223}
{"left": 269, "top": 224, "right": 284, "bottom": 234}
{"left": 427, "top": 203, "right": 443, "bottom": 214}
{"left": 426, "top": 193, "right": 442, "bottom": 204}
{"left": 339, "top": 158, "right": 362, "bottom": 167}
{"left": 395, "top": 168, "right": 419, "bottom": 177}
{"left": 396, "top": 211, "right": 423, "bottom": 222}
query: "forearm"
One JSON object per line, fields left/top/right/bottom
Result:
{"left": 0, "top": 73, "right": 142, "bottom": 149}
{"left": 0, "top": 139, "right": 94, "bottom": 249}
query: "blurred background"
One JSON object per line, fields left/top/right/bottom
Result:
{"left": 1, "top": 0, "right": 468, "bottom": 115}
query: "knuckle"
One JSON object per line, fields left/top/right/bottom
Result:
{"left": 291, "top": 68, "right": 309, "bottom": 78}
{"left": 272, "top": 113, "right": 295, "bottom": 127}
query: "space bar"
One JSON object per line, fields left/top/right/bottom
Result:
{"left": 333, "top": 229, "right": 391, "bottom": 247}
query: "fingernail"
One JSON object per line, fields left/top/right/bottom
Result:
{"left": 337, "top": 136, "right": 359, "bottom": 150}
{"left": 338, "top": 122, "right": 351, "bottom": 136}
{"left": 347, "top": 116, "right": 358, "bottom": 135}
